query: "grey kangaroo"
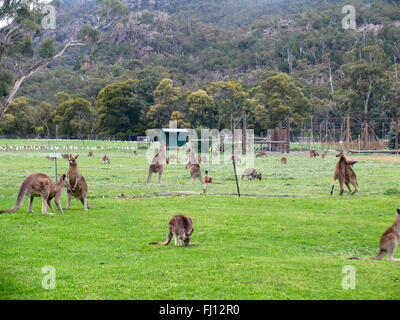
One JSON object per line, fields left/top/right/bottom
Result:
{"left": 350, "top": 209, "right": 400, "bottom": 261}
{"left": 150, "top": 214, "right": 194, "bottom": 247}
{"left": 0, "top": 173, "right": 67, "bottom": 215}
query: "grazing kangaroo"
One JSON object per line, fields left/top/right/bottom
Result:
{"left": 66, "top": 154, "right": 102, "bottom": 211}
{"left": 309, "top": 149, "right": 319, "bottom": 158}
{"left": 241, "top": 168, "right": 262, "bottom": 181}
{"left": 62, "top": 153, "right": 70, "bottom": 160}
{"left": 146, "top": 141, "right": 168, "bottom": 184}
{"left": 46, "top": 156, "right": 55, "bottom": 162}
{"left": 321, "top": 150, "right": 328, "bottom": 159}
{"left": 331, "top": 151, "right": 359, "bottom": 196}
{"left": 186, "top": 148, "right": 205, "bottom": 187}
{"left": 149, "top": 214, "right": 194, "bottom": 247}
{"left": 350, "top": 209, "right": 400, "bottom": 261}
{"left": 281, "top": 157, "right": 287, "bottom": 165}
{"left": 102, "top": 155, "right": 110, "bottom": 165}
{"left": 256, "top": 150, "right": 267, "bottom": 157}
{"left": 0, "top": 173, "right": 67, "bottom": 215}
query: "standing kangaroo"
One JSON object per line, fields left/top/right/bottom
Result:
{"left": 309, "top": 149, "right": 319, "bottom": 158}
{"left": 102, "top": 155, "right": 110, "bottom": 165}
{"left": 150, "top": 214, "right": 194, "bottom": 247}
{"left": 0, "top": 173, "right": 67, "bottom": 215}
{"left": 146, "top": 141, "right": 168, "bottom": 184}
{"left": 331, "top": 151, "right": 359, "bottom": 196}
{"left": 350, "top": 209, "right": 400, "bottom": 261}
{"left": 66, "top": 154, "right": 102, "bottom": 211}
{"left": 186, "top": 148, "right": 206, "bottom": 189}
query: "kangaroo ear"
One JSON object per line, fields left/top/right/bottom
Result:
{"left": 62, "top": 174, "right": 66, "bottom": 180}
{"left": 75, "top": 154, "right": 79, "bottom": 159}
{"left": 189, "top": 228, "right": 194, "bottom": 235}
{"left": 397, "top": 208, "right": 400, "bottom": 215}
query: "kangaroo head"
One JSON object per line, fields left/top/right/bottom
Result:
{"left": 181, "top": 228, "right": 194, "bottom": 247}
{"left": 336, "top": 150, "right": 344, "bottom": 158}
{"left": 69, "top": 154, "right": 79, "bottom": 166}
{"left": 257, "top": 172, "right": 262, "bottom": 180}
{"left": 57, "top": 174, "right": 68, "bottom": 188}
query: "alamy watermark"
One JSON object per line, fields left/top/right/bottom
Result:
{"left": 146, "top": 127, "right": 255, "bottom": 171}
{"left": 341, "top": 265, "right": 356, "bottom": 290}
{"left": 42, "top": 265, "right": 56, "bottom": 290}
{"left": 41, "top": 4, "right": 56, "bottom": 30}
{"left": 342, "top": 5, "right": 356, "bottom": 30}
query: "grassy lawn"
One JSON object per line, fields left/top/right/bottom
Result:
{"left": 1, "top": 139, "right": 400, "bottom": 299}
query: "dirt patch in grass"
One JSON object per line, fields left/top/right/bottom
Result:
{"left": 354, "top": 156, "right": 400, "bottom": 162}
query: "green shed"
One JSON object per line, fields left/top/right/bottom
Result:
{"left": 161, "top": 128, "right": 190, "bottom": 149}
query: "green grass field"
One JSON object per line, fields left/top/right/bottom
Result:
{"left": 1, "top": 139, "right": 400, "bottom": 300}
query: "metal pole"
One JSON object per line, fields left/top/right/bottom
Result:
{"left": 232, "top": 152, "right": 240, "bottom": 198}
{"left": 55, "top": 158, "right": 58, "bottom": 182}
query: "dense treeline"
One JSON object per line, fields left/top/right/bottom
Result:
{"left": 0, "top": 71, "right": 311, "bottom": 138}
{"left": 0, "top": 0, "right": 399, "bottom": 140}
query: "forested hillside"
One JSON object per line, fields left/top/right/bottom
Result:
{"left": 0, "top": 0, "right": 399, "bottom": 141}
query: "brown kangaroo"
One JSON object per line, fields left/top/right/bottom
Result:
{"left": 88, "top": 151, "right": 94, "bottom": 157}
{"left": 309, "top": 149, "right": 319, "bottom": 158}
{"left": 150, "top": 214, "right": 194, "bottom": 247}
{"left": 0, "top": 173, "right": 67, "bottom": 215}
{"left": 350, "top": 209, "right": 400, "bottom": 261}
{"left": 186, "top": 148, "right": 205, "bottom": 187}
{"left": 331, "top": 151, "right": 359, "bottom": 196}
{"left": 256, "top": 150, "right": 267, "bottom": 158}
{"left": 281, "top": 157, "right": 287, "bottom": 165}
{"left": 321, "top": 150, "right": 328, "bottom": 159}
{"left": 241, "top": 168, "right": 262, "bottom": 181}
{"left": 102, "top": 155, "right": 110, "bottom": 165}
{"left": 66, "top": 154, "right": 102, "bottom": 211}
{"left": 146, "top": 141, "right": 168, "bottom": 184}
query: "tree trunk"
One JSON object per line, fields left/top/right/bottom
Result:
{"left": 396, "top": 116, "right": 399, "bottom": 154}
{"left": 0, "top": 41, "right": 87, "bottom": 118}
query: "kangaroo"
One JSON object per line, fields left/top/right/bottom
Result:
{"left": 321, "top": 150, "right": 328, "bottom": 159}
{"left": 241, "top": 168, "right": 262, "bottom": 181}
{"left": 88, "top": 151, "right": 94, "bottom": 157}
{"left": 331, "top": 151, "right": 359, "bottom": 196}
{"left": 150, "top": 214, "right": 194, "bottom": 247}
{"left": 281, "top": 157, "right": 287, "bottom": 165}
{"left": 350, "top": 209, "right": 400, "bottom": 261}
{"left": 102, "top": 155, "right": 110, "bottom": 165}
{"left": 0, "top": 173, "right": 67, "bottom": 215}
{"left": 66, "top": 154, "right": 102, "bottom": 211}
{"left": 146, "top": 141, "right": 169, "bottom": 184}
{"left": 62, "top": 153, "right": 70, "bottom": 160}
{"left": 309, "top": 149, "right": 319, "bottom": 158}
{"left": 256, "top": 150, "right": 268, "bottom": 158}
{"left": 46, "top": 156, "right": 55, "bottom": 162}
{"left": 186, "top": 147, "right": 205, "bottom": 187}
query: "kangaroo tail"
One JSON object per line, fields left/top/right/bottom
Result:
{"left": 149, "top": 231, "right": 172, "bottom": 246}
{"left": 87, "top": 203, "right": 104, "bottom": 209}
{"left": 349, "top": 249, "right": 386, "bottom": 260}
{"left": 0, "top": 183, "right": 27, "bottom": 214}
